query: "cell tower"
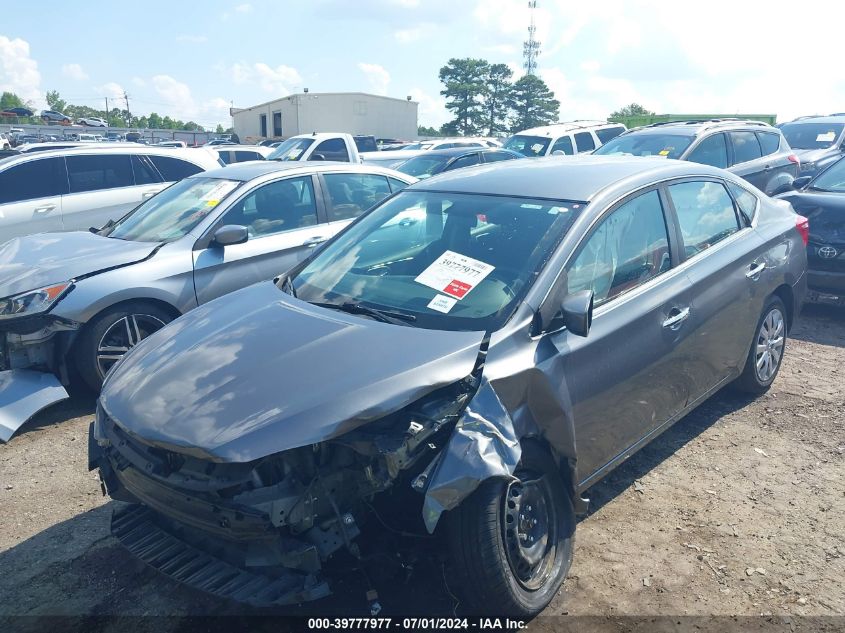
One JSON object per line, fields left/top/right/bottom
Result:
{"left": 523, "top": 0, "right": 541, "bottom": 75}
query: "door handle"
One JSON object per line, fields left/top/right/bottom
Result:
{"left": 746, "top": 262, "right": 767, "bottom": 278}
{"left": 662, "top": 307, "right": 690, "bottom": 329}
{"left": 141, "top": 190, "right": 159, "bottom": 199}
{"left": 302, "top": 236, "right": 328, "bottom": 247}
{"left": 33, "top": 204, "right": 56, "bottom": 214}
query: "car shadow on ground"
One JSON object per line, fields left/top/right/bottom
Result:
{"left": 792, "top": 303, "right": 845, "bottom": 347}
{"left": 580, "top": 388, "right": 754, "bottom": 520}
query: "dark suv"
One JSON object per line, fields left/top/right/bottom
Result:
{"left": 778, "top": 115, "right": 845, "bottom": 177}
{"left": 594, "top": 119, "right": 799, "bottom": 195}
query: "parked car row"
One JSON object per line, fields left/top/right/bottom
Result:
{"left": 0, "top": 121, "right": 836, "bottom": 618}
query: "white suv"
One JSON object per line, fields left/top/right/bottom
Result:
{"left": 0, "top": 146, "right": 223, "bottom": 241}
{"left": 503, "top": 121, "right": 627, "bottom": 157}
{"left": 0, "top": 133, "right": 10, "bottom": 150}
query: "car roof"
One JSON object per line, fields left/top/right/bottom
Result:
{"left": 782, "top": 115, "right": 845, "bottom": 125}
{"left": 195, "top": 160, "right": 418, "bottom": 181}
{"left": 0, "top": 144, "right": 220, "bottom": 168}
{"left": 411, "top": 155, "right": 723, "bottom": 201}
{"left": 514, "top": 121, "right": 623, "bottom": 137}
{"left": 408, "top": 147, "right": 502, "bottom": 158}
{"left": 624, "top": 119, "right": 775, "bottom": 136}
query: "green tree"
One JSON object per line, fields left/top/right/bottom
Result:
{"left": 508, "top": 74, "right": 559, "bottom": 132}
{"left": 483, "top": 63, "right": 513, "bottom": 136}
{"left": 417, "top": 125, "right": 440, "bottom": 136}
{"left": 215, "top": 123, "right": 226, "bottom": 134}
{"left": 148, "top": 112, "right": 164, "bottom": 129}
{"left": 45, "top": 90, "right": 68, "bottom": 113}
{"left": 0, "top": 91, "right": 28, "bottom": 110}
{"left": 439, "top": 57, "right": 490, "bottom": 135}
{"left": 609, "top": 103, "right": 655, "bottom": 119}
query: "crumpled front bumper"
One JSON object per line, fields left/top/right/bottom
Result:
{"left": 0, "top": 369, "right": 68, "bottom": 442}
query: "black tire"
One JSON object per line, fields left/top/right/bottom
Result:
{"left": 734, "top": 295, "right": 788, "bottom": 394}
{"left": 74, "top": 302, "right": 173, "bottom": 392}
{"left": 445, "top": 441, "right": 574, "bottom": 618}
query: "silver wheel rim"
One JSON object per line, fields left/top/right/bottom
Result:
{"left": 96, "top": 314, "right": 166, "bottom": 379}
{"left": 755, "top": 308, "right": 785, "bottom": 383}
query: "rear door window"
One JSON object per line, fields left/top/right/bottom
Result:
{"left": 235, "top": 151, "right": 263, "bottom": 162}
{"left": 667, "top": 180, "right": 740, "bottom": 258}
{"left": 573, "top": 132, "right": 596, "bottom": 153}
{"left": 446, "top": 153, "right": 481, "bottom": 171}
{"left": 596, "top": 126, "right": 626, "bottom": 143}
{"left": 756, "top": 132, "right": 781, "bottom": 156}
{"left": 726, "top": 181, "right": 758, "bottom": 225}
{"left": 131, "top": 155, "right": 163, "bottom": 185}
{"left": 729, "top": 131, "right": 762, "bottom": 165}
{"left": 312, "top": 138, "right": 350, "bottom": 161}
{"left": 388, "top": 177, "right": 409, "bottom": 192}
{"left": 323, "top": 173, "right": 392, "bottom": 220}
{"left": 483, "top": 150, "right": 518, "bottom": 163}
{"left": 148, "top": 155, "right": 204, "bottom": 181}
{"left": 687, "top": 133, "right": 728, "bottom": 168}
{"left": 0, "top": 157, "right": 68, "bottom": 203}
{"left": 550, "top": 136, "right": 574, "bottom": 155}
{"left": 66, "top": 154, "right": 133, "bottom": 193}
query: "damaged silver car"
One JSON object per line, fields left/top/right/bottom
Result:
{"left": 89, "top": 156, "right": 807, "bottom": 616}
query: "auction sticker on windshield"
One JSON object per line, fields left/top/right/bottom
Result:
{"left": 415, "top": 250, "right": 494, "bottom": 300}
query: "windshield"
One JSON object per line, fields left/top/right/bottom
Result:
{"left": 395, "top": 154, "right": 452, "bottom": 179}
{"left": 401, "top": 142, "right": 424, "bottom": 150}
{"left": 107, "top": 177, "right": 241, "bottom": 243}
{"left": 780, "top": 122, "right": 844, "bottom": 150}
{"left": 593, "top": 132, "right": 694, "bottom": 159}
{"left": 503, "top": 135, "right": 551, "bottom": 157}
{"left": 289, "top": 191, "right": 584, "bottom": 331}
{"left": 267, "top": 137, "right": 315, "bottom": 161}
{"left": 810, "top": 157, "right": 845, "bottom": 192}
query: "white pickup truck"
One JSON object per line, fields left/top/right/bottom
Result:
{"left": 267, "top": 132, "right": 363, "bottom": 163}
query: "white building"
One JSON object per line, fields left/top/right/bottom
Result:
{"left": 231, "top": 92, "right": 418, "bottom": 141}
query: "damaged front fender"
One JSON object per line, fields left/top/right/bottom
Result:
{"left": 0, "top": 369, "right": 68, "bottom": 442}
{"left": 422, "top": 380, "right": 521, "bottom": 533}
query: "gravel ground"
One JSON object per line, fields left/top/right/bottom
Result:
{"left": 0, "top": 304, "right": 842, "bottom": 631}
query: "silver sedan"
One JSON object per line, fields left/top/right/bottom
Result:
{"left": 0, "top": 161, "right": 415, "bottom": 440}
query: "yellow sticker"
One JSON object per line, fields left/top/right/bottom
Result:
{"left": 205, "top": 199, "right": 219, "bottom": 206}
{"left": 658, "top": 150, "right": 670, "bottom": 156}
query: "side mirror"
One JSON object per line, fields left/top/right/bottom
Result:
{"left": 561, "top": 289, "right": 594, "bottom": 337}
{"left": 792, "top": 176, "right": 812, "bottom": 190}
{"left": 310, "top": 153, "right": 326, "bottom": 161}
{"left": 212, "top": 224, "right": 249, "bottom": 247}
{"left": 551, "top": 150, "right": 566, "bottom": 156}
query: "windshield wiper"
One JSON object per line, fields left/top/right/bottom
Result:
{"left": 311, "top": 301, "right": 416, "bottom": 325}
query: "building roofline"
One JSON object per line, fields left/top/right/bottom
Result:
{"left": 233, "top": 92, "right": 419, "bottom": 113}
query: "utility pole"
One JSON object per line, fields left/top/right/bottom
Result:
{"left": 123, "top": 91, "right": 131, "bottom": 126}
{"left": 523, "top": 0, "right": 541, "bottom": 76}
{"left": 104, "top": 97, "right": 109, "bottom": 127}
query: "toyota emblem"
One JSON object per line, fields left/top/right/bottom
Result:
{"left": 818, "top": 245, "right": 838, "bottom": 259}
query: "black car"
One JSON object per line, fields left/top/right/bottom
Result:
{"left": 394, "top": 147, "right": 523, "bottom": 179}
{"left": 91, "top": 157, "right": 807, "bottom": 617}
{"left": 777, "top": 155, "right": 845, "bottom": 303}
{"left": 594, "top": 119, "right": 800, "bottom": 195}
{"left": 778, "top": 115, "right": 845, "bottom": 177}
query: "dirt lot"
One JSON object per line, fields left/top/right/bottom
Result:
{"left": 0, "top": 305, "right": 843, "bottom": 630}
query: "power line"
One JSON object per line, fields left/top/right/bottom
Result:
{"left": 523, "top": 0, "right": 541, "bottom": 76}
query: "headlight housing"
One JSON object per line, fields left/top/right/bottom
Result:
{"left": 0, "top": 282, "right": 72, "bottom": 320}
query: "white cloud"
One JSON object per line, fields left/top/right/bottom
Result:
{"left": 176, "top": 34, "right": 208, "bottom": 43}
{"left": 131, "top": 76, "right": 146, "bottom": 87}
{"left": 61, "top": 63, "right": 88, "bottom": 81}
{"left": 152, "top": 74, "right": 198, "bottom": 118}
{"left": 394, "top": 27, "right": 423, "bottom": 43}
{"left": 358, "top": 63, "right": 390, "bottom": 96}
{"left": 0, "top": 36, "right": 43, "bottom": 107}
{"left": 234, "top": 2, "right": 252, "bottom": 12}
{"left": 97, "top": 82, "right": 126, "bottom": 101}
{"left": 229, "top": 62, "right": 302, "bottom": 95}
{"left": 409, "top": 87, "right": 449, "bottom": 128}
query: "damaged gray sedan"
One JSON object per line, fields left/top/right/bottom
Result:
{"left": 89, "top": 156, "right": 807, "bottom": 616}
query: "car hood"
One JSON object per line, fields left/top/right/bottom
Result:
{"left": 100, "top": 282, "right": 485, "bottom": 462}
{"left": 0, "top": 232, "right": 160, "bottom": 299}
{"left": 778, "top": 190, "right": 845, "bottom": 243}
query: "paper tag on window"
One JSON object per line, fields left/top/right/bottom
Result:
{"left": 415, "top": 250, "right": 495, "bottom": 300}
{"left": 427, "top": 294, "right": 458, "bottom": 313}
{"left": 816, "top": 132, "right": 836, "bottom": 142}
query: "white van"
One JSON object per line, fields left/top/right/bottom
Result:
{"left": 503, "top": 121, "right": 627, "bottom": 157}
{"left": 0, "top": 146, "right": 223, "bottom": 241}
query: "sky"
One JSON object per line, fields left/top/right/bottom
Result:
{"left": 2, "top": 0, "right": 844, "bottom": 130}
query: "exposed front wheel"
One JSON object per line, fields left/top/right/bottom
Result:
{"left": 734, "top": 296, "right": 787, "bottom": 394}
{"left": 445, "top": 441, "right": 574, "bottom": 617}
{"left": 75, "top": 302, "right": 173, "bottom": 392}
